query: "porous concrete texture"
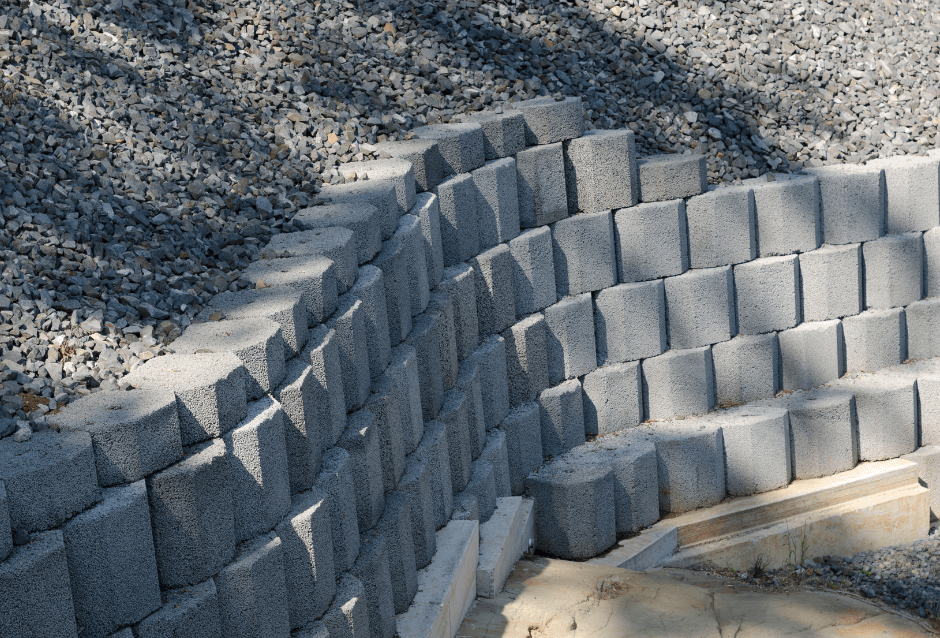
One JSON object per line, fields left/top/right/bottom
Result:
{"left": 414, "top": 421, "right": 455, "bottom": 530}
{"left": 292, "top": 622, "right": 329, "bottom": 638}
{"left": 273, "top": 360, "right": 323, "bottom": 495}
{"left": 925, "top": 227, "right": 940, "bottom": 297}
{"left": 398, "top": 455, "right": 437, "bottom": 570}
{"left": 243, "top": 255, "right": 338, "bottom": 325}
{"left": 509, "top": 227, "right": 557, "bottom": 317}
{"left": 465, "top": 458, "right": 498, "bottom": 522}
{"left": 387, "top": 344, "right": 424, "bottom": 454}
{"left": 868, "top": 154, "right": 940, "bottom": 233}
{"left": 779, "top": 319, "right": 846, "bottom": 391}
{"left": 712, "top": 333, "right": 781, "bottom": 407}
{"left": 564, "top": 129, "right": 638, "bottom": 213}
{"left": 906, "top": 298, "right": 940, "bottom": 360}
{"left": 514, "top": 96, "right": 584, "bottom": 145}
{"left": 798, "top": 242, "right": 863, "bottom": 322}
{"left": 637, "top": 153, "right": 708, "bottom": 202}
{"left": 719, "top": 408, "right": 792, "bottom": 496}
{"left": 405, "top": 312, "right": 444, "bottom": 422}
{"left": 582, "top": 362, "right": 643, "bottom": 436}
{"left": 784, "top": 389, "right": 859, "bottom": 480}
{"left": 323, "top": 573, "right": 372, "bottom": 638}
{"left": 842, "top": 375, "right": 917, "bottom": 462}
{"left": 134, "top": 579, "right": 222, "bottom": 638}
{"left": 375, "top": 492, "right": 418, "bottom": 614}
{"left": 214, "top": 532, "right": 291, "bottom": 638}
{"left": 901, "top": 445, "right": 940, "bottom": 520}
{"left": 172, "top": 317, "right": 285, "bottom": 401}
{"left": 470, "top": 243, "right": 516, "bottom": 336}
{"left": 365, "top": 375, "right": 406, "bottom": 493}
{"left": 473, "top": 157, "right": 521, "bottom": 249}
{"left": 315, "top": 448, "right": 360, "bottom": 573}
{"left": 0, "top": 483, "right": 8, "bottom": 563}
{"left": 551, "top": 210, "right": 617, "bottom": 297}
{"left": 413, "top": 122, "right": 486, "bottom": 175}
{"left": 645, "top": 423, "right": 727, "bottom": 513}
{"left": 538, "top": 379, "right": 586, "bottom": 459}
{"left": 685, "top": 185, "right": 757, "bottom": 268}
{"left": 321, "top": 179, "right": 399, "bottom": 240}
{"left": 412, "top": 192, "right": 444, "bottom": 288}
{"left": 614, "top": 199, "right": 690, "bottom": 283}
{"left": 223, "top": 397, "right": 291, "bottom": 543}
{"left": 453, "top": 489, "right": 481, "bottom": 522}
{"left": 524, "top": 461, "right": 615, "bottom": 560}
{"left": 375, "top": 138, "right": 443, "bottom": 192}
{"left": 747, "top": 173, "right": 821, "bottom": 256}
{"left": 426, "top": 289, "right": 459, "bottom": 391}
{"left": 438, "top": 389, "right": 473, "bottom": 494}
{"left": 594, "top": 280, "right": 667, "bottom": 364}
{"left": 480, "top": 429, "right": 512, "bottom": 498}
{"left": 50, "top": 388, "right": 181, "bottom": 487}
{"left": 440, "top": 263, "right": 481, "bottom": 361}
{"left": 863, "top": 231, "right": 924, "bottom": 309}
{"left": 515, "top": 142, "right": 569, "bottom": 229}
{"left": 350, "top": 532, "right": 397, "bottom": 638}
{"left": 338, "top": 158, "right": 417, "bottom": 215}
{"left": 200, "top": 286, "right": 309, "bottom": 359}
{"left": 664, "top": 265, "right": 736, "bottom": 350}
{"left": 733, "top": 254, "right": 801, "bottom": 334}
{"left": 327, "top": 295, "right": 371, "bottom": 412}
{"left": 456, "top": 359, "right": 488, "bottom": 459}
{"left": 339, "top": 409, "right": 386, "bottom": 532}
{"left": 0, "top": 429, "right": 100, "bottom": 533}
{"left": 349, "top": 265, "right": 391, "bottom": 380}
{"left": 262, "top": 227, "right": 357, "bottom": 294}
{"left": 842, "top": 308, "right": 907, "bottom": 373}
{"left": 62, "top": 480, "right": 161, "bottom": 638}
{"left": 294, "top": 202, "right": 383, "bottom": 265}
{"left": 125, "top": 352, "right": 248, "bottom": 447}
{"left": 470, "top": 334, "right": 511, "bottom": 431}
{"left": 395, "top": 214, "right": 431, "bottom": 317}
{"left": 371, "top": 237, "right": 412, "bottom": 345}
{"left": 435, "top": 173, "right": 480, "bottom": 267}
{"left": 500, "top": 402, "right": 544, "bottom": 496}
{"left": 805, "top": 164, "right": 886, "bottom": 244}
{"left": 459, "top": 110, "right": 526, "bottom": 159}
{"left": 146, "top": 439, "right": 234, "bottom": 590}
{"left": 642, "top": 347, "right": 715, "bottom": 421}
{"left": 915, "top": 371, "right": 940, "bottom": 446}
{"left": 303, "top": 325, "right": 347, "bottom": 449}
{"left": 502, "top": 313, "right": 550, "bottom": 406}
{"left": 543, "top": 293, "right": 597, "bottom": 385}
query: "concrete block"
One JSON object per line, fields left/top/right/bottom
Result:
{"left": 842, "top": 308, "right": 906, "bottom": 373}
{"left": 455, "top": 359, "right": 487, "bottom": 459}
{"left": 375, "top": 138, "right": 443, "bottom": 192}
{"left": 582, "top": 362, "right": 643, "bottom": 436}
{"left": 646, "top": 423, "right": 726, "bottom": 513}
{"left": 395, "top": 214, "right": 431, "bottom": 317}
{"left": 551, "top": 210, "right": 616, "bottom": 297}
{"left": 805, "top": 164, "right": 885, "bottom": 244}
{"left": 637, "top": 153, "right": 707, "bottom": 202}
{"left": 435, "top": 174, "right": 479, "bottom": 267}
{"left": 914, "top": 371, "right": 940, "bottom": 446}
{"left": 438, "top": 390, "right": 473, "bottom": 495}
{"left": 538, "top": 379, "right": 585, "bottom": 458}
{"left": 323, "top": 574, "right": 372, "bottom": 638}
{"left": 302, "top": 325, "right": 347, "bottom": 449}
{"left": 465, "top": 459, "right": 497, "bottom": 522}
{"left": 799, "top": 243, "right": 863, "bottom": 322}
{"left": 349, "top": 265, "right": 391, "bottom": 379}
{"left": 387, "top": 344, "right": 424, "bottom": 454}
{"left": 476, "top": 497, "right": 535, "bottom": 599}
{"left": 480, "top": 429, "right": 512, "bottom": 498}
{"left": 924, "top": 227, "right": 940, "bottom": 297}
{"left": 0, "top": 531, "right": 78, "bottom": 638}
{"left": 514, "top": 96, "right": 584, "bottom": 146}
{"left": 147, "top": 440, "right": 235, "bottom": 589}
{"left": 350, "top": 533, "right": 397, "bottom": 638}
{"left": 321, "top": 179, "right": 398, "bottom": 241}
{"left": 712, "top": 333, "right": 780, "bottom": 407}
{"left": 515, "top": 142, "right": 568, "bottom": 228}
{"left": 664, "top": 265, "right": 736, "bottom": 350}
{"left": 473, "top": 158, "right": 521, "bottom": 250}
{"left": 294, "top": 202, "right": 382, "bottom": 265}
{"left": 50, "top": 388, "right": 181, "bottom": 487}
{"left": 338, "top": 410, "right": 385, "bottom": 532}
{"left": 338, "top": 158, "right": 416, "bottom": 215}
{"left": 405, "top": 313, "right": 444, "bottom": 422}
{"left": 327, "top": 295, "right": 371, "bottom": 412}
{"left": 372, "top": 238, "right": 412, "bottom": 345}
{"left": 594, "top": 280, "right": 667, "bottom": 364}
{"left": 470, "top": 335, "right": 511, "bottom": 430}
{"left": 63, "top": 480, "right": 161, "bottom": 638}
{"left": 125, "top": 352, "right": 247, "bottom": 446}
{"left": 411, "top": 192, "right": 444, "bottom": 288}
{"left": 414, "top": 421, "right": 455, "bottom": 530}
{"left": 398, "top": 455, "right": 437, "bottom": 569}
{"left": 509, "top": 227, "right": 557, "bottom": 316}
{"left": 276, "top": 488, "right": 336, "bottom": 629}
{"left": 718, "top": 408, "right": 792, "bottom": 496}
{"left": 779, "top": 319, "right": 845, "bottom": 391}
{"left": 365, "top": 375, "right": 406, "bottom": 493}
{"left": 867, "top": 155, "right": 940, "bottom": 233}
{"left": 863, "top": 231, "right": 924, "bottom": 309}
{"left": 642, "top": 347, "right": 715, "bottom": 420}
{"left": 224, "top": 397, "right": 291, "bottom": 543}
{"left": 470, "top": 243, "right": 517, "bottom": 336}
{"left": 543, "top": 293, "right": 596, "bottom": 385}
{"left": 459, "top": 110, "right": 526, "bottom": 159}
{"left": 734, "top": 255, "right": 801, "bottom": 334}
{"left": 413, "top": 122, "right": 486, "bottom": 175}
{"left": 685, "top": 186, "right": 757, "bottom": 268}
{"left": 375, "top": 492, "right": 418, "bottom": 614}
{"left": 135, "top": 579, "right": 222, "bottom": 638}
{"left": 524, "top": 461, "right": 615, "bottom": 560}
{"left": 0, "top": 482, "right": 8, "bottom": 563}
{"left": 262, "top": 227, "right": 357, "bottom": 294}
{"left": 274, "top": 360, "right": 323, "bottom": 495}
{"left": 426, "top": 289, "right": 459, "bottom": 391}
{"left": 201, "top": 287, "right": 308, "bottom": 359}
{"left": 452, "top": 491, "right": 480, "bottom": 522}
{"left": 842, "top": 375, "right": 917, "bottom": 462}
{"left": 215, "top": 532, "right": 291, "bottom": 638}
{"left": 0, "top": 430, "right": 100, "bottom": 533}
{"left": 784, "top": 389, "right": 859, "bottom": 479}
{"left": 440, "top": 263, "right": 480, "bottom": 361}
{"left": 901, "top": 445, "right": 940, "bottom": 520}
{"left": 907, "top": 298, "right": 940, "bottom": 360}
{"left": 746, "top": 173, "right": 821, "bottom": 256}
{"left": 173, "top": 318, "right": 285, "bottom": 401}
{"left": 614, "top": 199, "right": 689, "bottom": 283}
{"left": 503, "top": 314, "right": 549, "bottom": 407}
{"left": 315, "top": 448, "right": 360, "bottom": 572}
{"left": 243, "top": 255, "right": 337, "bottom": 325}
{"left": 499, "top": 402, "right": 543, "bottom": 495}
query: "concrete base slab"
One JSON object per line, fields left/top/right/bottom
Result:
{"left": 476, "top": 497, "right": 535, "bottom": 599}
{"left": 587, "top": 526, "right": 678, "bottom": 572}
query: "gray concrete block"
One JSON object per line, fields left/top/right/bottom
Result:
{"left": 798, "top": 243, "right": 863, "bottom": 322}
{"left": 350, "top": 533, "right": 397, "bottom": 638}
{"left": 805, "top": 164, "right": 886, "bottom": 244}
{"left": 514, "top": 96, "right": 584, "bottom": 146}
{"left": 438, "top": 389, "right": 473, "bottom": 495}
{"left": 842, "top": 308, "right": 906, "bottom": 374}
{"left": 375, "top": 138, "right": 443, "bottom": 192}
{"left": 538, "top": 379, "right": 585, "bottom": 459}
{"left": 544, "top": 293, "right": 596, "bottom": 385}
{"left": 435, "top": 173, "right": 479, "bottom": 267}
{"left": 398, "top": 455, "right": 437, "bottom": 569}
{"left": 503, "top": 314, "right": 550, "bottom": 407}
{"left": 907, "top": 298, "right": 940, "bottom": 361}
{"left": 315, "top": 448, "right": 360, "bottom": 572}
{"left": 372, "top": 238, "right": 412, "bottom": 345}
{"left": 712, "top": 333, "right": 780, "bottom": 407}
{"left": 294, "top": 203, "right": 383, "bottom": 265}
{"left": 515, "top": 142, "right": 569, "bottom": 228}
{"left": 465, "top": 459, "right": 497, "bottom": 522}
{"left": 614, "top": 199, "right": 689, "bottom": 283}
{"left": 262, "top": 227, "right": 357, "bottom": 294}
{"left": 474, "top": 158, "right": 520, "bottom": 249}
{"left": 135, "top": 579, "right": 222, "bottom": 638}
{"left": 637, "top": 153, "right": 707, "bottom": 203}
{"left": 779, "top": 319, "right": 845, "bottom": 391}
{"left": 413, "top": 122, "right": 486, "bottom": 175}
{"left": 594, "top": 280, "right": 667, "bottom": 364}
{"left": 224, "top": 397, "right": 291, "bottom": 543}
{"left": 243, "top": 255, "right": 337, "bottom": 325}
{"left": 0, "top": 482, "right": 8, "bottom": 563}
{"left": 901, "top": 445, "right": 940, "bottom": 520}
{"left": 509, "top": 227, "right": 557, "bottom": 316}
{"left": 339, "top": 409, "right": 385, "bottom": 532}
{"left": 746, "top": 173, "right": 821, "bottom": 257}
{"left": 387, "top": 344, "right": 424, "bottom": 454}
{"left": 411, "top": 192, "right": 444, "bottom": 288}
{"left": 645, "top": 423, "right": 726, "bottom": 513}
{"left": 321, "top": 179, "right": 399, "bottom": 241}
{"left": 863, "top": 231, "right": 924, "bottom": 309}
{"left": 440, "top": 263, "right": 480, "bottom": 360}
{"left": 426, "top": 289, "right": 459, "bottom": 391}
{"left": 276, "top": 488, "right": 336, "bottom": 629}
{"left": 459, "top": 110, "right": 526, "bottom": 159}
{"left": 924, "top": 227, "right": 940, "bottom": 297}
{"left": 524, "top": 461, "right": 615, "bottom": 560}
{"left": 470, "top": 335, "right": 511, "bottom": 430}
{"left": 63, "top": 480, "right": 161, "bottom": 638}
{"left": 50, "top": 388, "right": 181, "bottom": 487}
{"left": 664, "top": 265, "right": 736, "bottom": 350}
{"left": 124, "top": 352, "right": 248, "bottom": 446}
{"left": 867, "top": 155, "right": 940, "bottom": 233}
{"left": 395, "top": 214, "right": 431, "bottom": 317}
{"left": 452, "top": 492, "right": 480, "bottom": 522}
{"left": 405, "top": 313, "right": 444, "bottom": 422}
{"left": 274, "top": 360, "right": 323, "bottom": 495}
{"left": 323, "top": 574, "right": 372, "bottom": 638}
{"left": 734, "top": 255, "right": 801, "bottom": 334}
{"left": 349, "top": 265, "right": 391, "bottom": 380}
{"left": 201, "top": 287, "right": 309, "bottom": 359}
{"left": 551, "top": 210, "right": 616, "bottom": 297}
{"left": 842, "top": 375, "right": 917, "bottom": 461}
{"left": 0, "top": 530, "right": 78, "bottom": 638}
{"left": 642, "top": 346, "right": 715, "bottom": 421}
{"left": 685, "top": 186, "right": 757, "bottom": 268}
{"left": 147, "top": 440, "right": 234, "bottom": 589}
{"left": 582, "top": 362, "right": 642, "bottom": 436}
{"left": 365, "top": 375, "right": 406, "bottom": 493}
{"left": 374, "top": 492, "right": 418, "bottom": 614}
{"left": 327, "top": 295, "right": 371, "bottom": 412}
{"left": 718, "top": 408, "right": 792, "bottom": 496}
{"left": 499, "top": 402, "right": 543, "bottom": 495}
{"left": 456, "top": 359, "right": 487, "bottom": 459}
{"left": 0, "top": 430, "right": 100, "bottom": 533}
{"left": 470, "top": 243, "right": 517, "bottom": 336}
{"left": 302, "top": 326, "right": 347, "bottom": 449}
{"left": 784, "top": 389, "right": 859, "bottom": 479}
{"left": 339, "top": 158, "right": 416, "bottom": 215}
{"left": 414, "top": 421, "right": 455, "bottom": 530}
{"left": 215, "top": 532, "right": 291, "bottom": 638}
{"left": 480, "top": 429, "right": 512, "bottom": 498}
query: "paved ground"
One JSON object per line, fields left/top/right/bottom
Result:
{"left": 458, "top": 556, "right": 938, "bottom": 638}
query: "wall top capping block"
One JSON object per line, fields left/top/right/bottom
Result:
{"left": 338, "top": 158, "right": 417, "bottom": 214}
{"left": 319, "top": 179, "right": 398, "bottom": 240}
{"left": 804, "top": 164, "right": 885, "bottom": 244}
{"left": 743, "top": 173, "right": 821, "bottom": 256}
{"left": 636, "top": 152, "right": 708, "bottom": 203}
{"left": 867, "top": 154, "right": 940, "bottom": 233}
{"left": 374, "top": 138, "right": 444, "bottom": 193}
{"left": 413, "top": 122, "right": 486, "bottom": 175}
{"left": 514, "top": 96, "right": 584, "bottom": 145}
{"left": 685, "top": 184, "right": 757, "bottom": 268}
{"left": 458, "top": 109, "right": 527, "bottom": 159}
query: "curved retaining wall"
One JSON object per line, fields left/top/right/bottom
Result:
{"left": 2, "top": 96, "right": 940, "bottom": 636}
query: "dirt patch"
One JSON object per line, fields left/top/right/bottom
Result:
{"left": 19, "top": 392, "right": 49, "bottom": 414}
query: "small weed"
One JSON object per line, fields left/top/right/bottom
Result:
{"left": 751, "top": 554, "right": 768, "bottom": 579}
